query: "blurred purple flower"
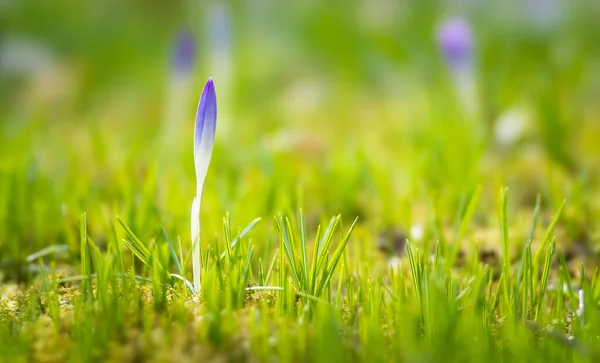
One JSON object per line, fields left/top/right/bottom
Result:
{"left": 437, "top": 17, "right": 473, "bottom": 69}
{"left": 209, "top": 4, "right": 232, "bottom": 57}
{"left": 172, "top": 31, "right": 196, "bottom": 74}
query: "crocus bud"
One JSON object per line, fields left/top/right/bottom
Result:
{"left": 194, "top": 78, "right": 217, "bottom": 197}
{"left": 437, "top": 17, "right": 473, "bottom": 70}
{"left": 191, "top": 77, "right": 217, "bottom": 294}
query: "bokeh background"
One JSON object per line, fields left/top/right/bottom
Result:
{"left": 2, "top": 0, "right": 600, "bottom": 272}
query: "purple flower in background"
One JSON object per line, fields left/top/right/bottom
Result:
{"left": 191, "top": 78, "right": 217, "bottom": 293}
{"left": 160, "top": 30, "right": 196, "bottom": 154}
{"left": 206, "top": 3, "right": 233, "bottom": 138}
{"left": 172, "top": 30, "right": 196, "bottom": 75}
{"left": 437, "top": 17, "right": 473, "bottom": 69}
{"left": 209, "top": 3, "right": 232, "bottom": 57}
{"left": 437, "top": 17, "right": 480, "bottom": 120}
{"left": 525, "top": 0, "right": 563, "bottom": 34}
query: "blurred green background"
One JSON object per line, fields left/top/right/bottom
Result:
{"left": 1, "top": 0, "right": 600, "bottom": 273}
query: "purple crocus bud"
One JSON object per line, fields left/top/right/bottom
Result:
{"left": 191, "top": 77, "right": 217, "bottom": 293}
{"left": 193, "top": 78, "right": 217, "bottom": 196}
{"left": 437, "top": 17, "right": 473, "bottom": 70}
{"left": 172, "top": 31, "right": 196, "bottom": 75}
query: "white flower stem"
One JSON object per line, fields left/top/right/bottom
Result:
{"left": 191, "top": 196, "right": 201, "bottom": 294}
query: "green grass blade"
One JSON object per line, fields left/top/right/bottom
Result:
{"left": 499, "top": 187, "right": 511, "bottom": 310}
{"left": 161, "top": 227, "right": 183, "bottom": 275}
{"left": 80, "top": 212, "right": 91, "bottom": 298}
{"left": 299, "top": 209, "right": 309, "bottom": 294}
{"left": 282, "top": 216, "right": 302, "bottom": 288}
{"left": 219, "top": 217, "right": 262, "bottom": 260}
{"left": 265, "top": 248, "right": 279, "bottom": 285}
{"left": 534, "top": 199, "right": 566, "bottom": 263}
{"left": 309, "top": 224, "right": 322, "bottom": 294}
{"left": 450, "top": 185, "right": 481, "bottom": 265}
{"left": 315, "top": 218, "right": 357, "bottom": 297}
{"left": 117, "top": 216, "right": 151, "bottom": 259}
{"left": 535, "top": 239, "right": 556, "bottom": 321}
{"left": 26, "top": 244, "right": 68, "bottom": 263}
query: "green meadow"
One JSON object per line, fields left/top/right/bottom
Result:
{"left": 1, "top": 1, "right": 600, "bottom": 362}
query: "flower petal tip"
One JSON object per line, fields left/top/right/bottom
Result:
{"left": 204, "top": 78, "right": 215, "bottom": 93}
